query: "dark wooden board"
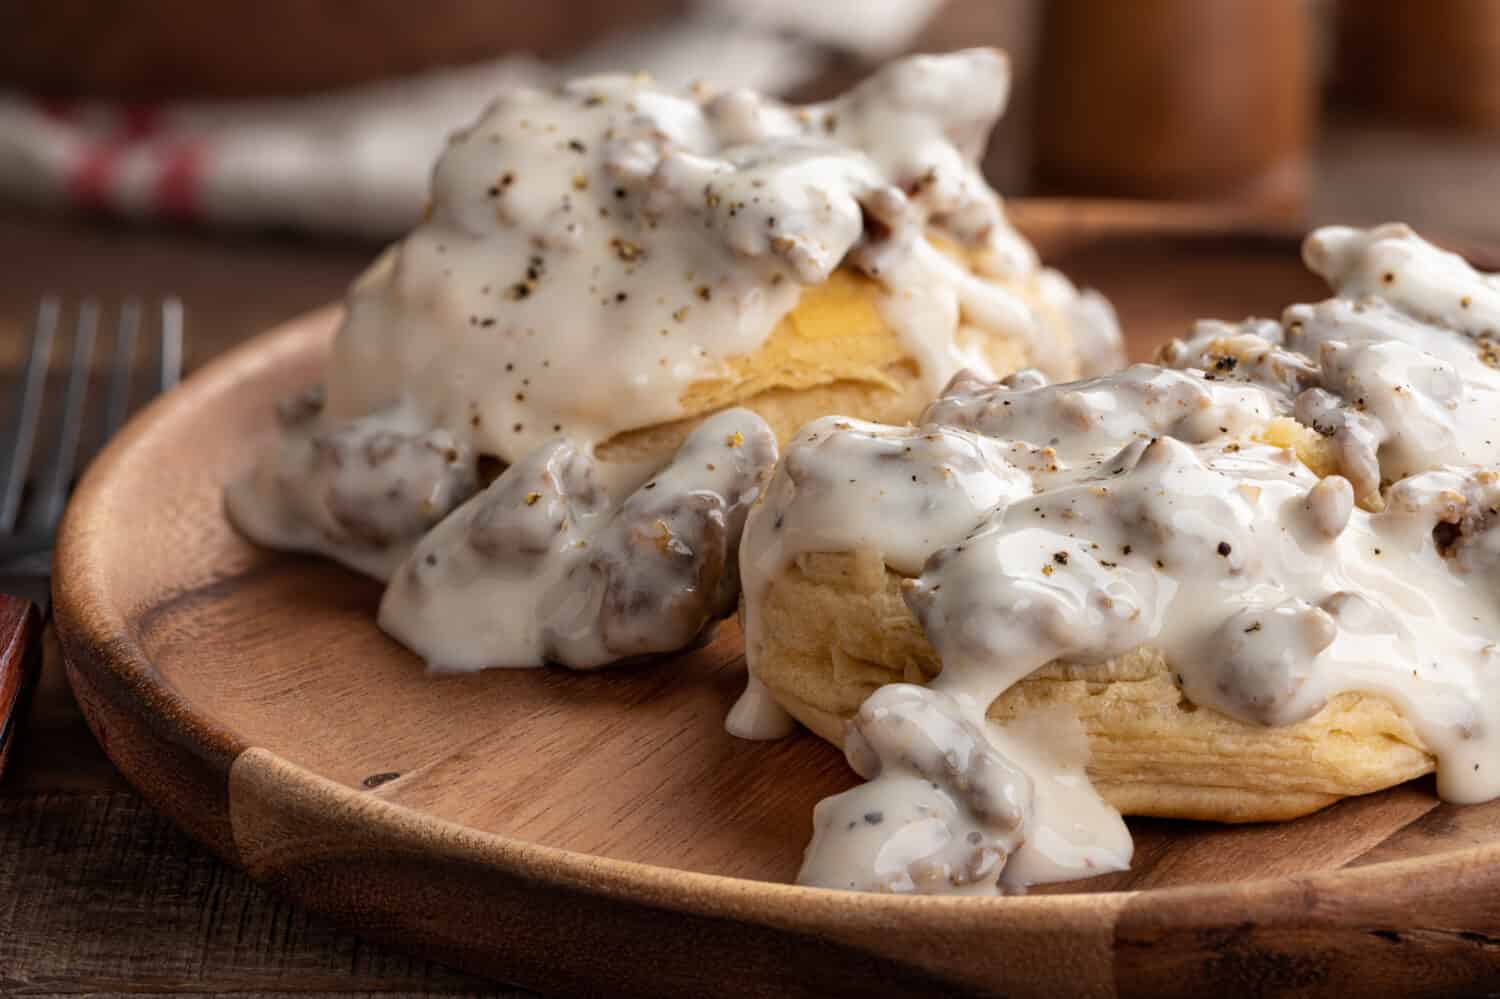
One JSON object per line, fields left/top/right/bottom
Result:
{"left": 53, "top": 223, "right": 1500, "bottom": 997}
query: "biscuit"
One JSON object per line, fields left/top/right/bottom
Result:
{"left": 595, "top": 267, "right": 1043, "bottom": 466}
{"left": 749, "top": 551, "right": 1435, "bottom": 822}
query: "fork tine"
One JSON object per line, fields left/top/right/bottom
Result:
{"left": 30, "top": 301, "right": 98, "bottom": 531}
{"left": 103, "top": 300, "right": 140, "bottom": 439}
{"left": 160, "top": 297, "right": 183, "bottom": 392}
{"left": 0, "top": 299, "right": 59, "bottom": 533}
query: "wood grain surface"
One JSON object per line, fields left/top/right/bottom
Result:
{"left": 46, "top": 226, "right": 1500, "bottom": 997}
{"left": 1, "top": 631, "right": 513, "bottom": 995}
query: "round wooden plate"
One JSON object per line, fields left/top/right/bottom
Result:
{"left": 55, "top": 220, "right": 1500, "bottom": 998}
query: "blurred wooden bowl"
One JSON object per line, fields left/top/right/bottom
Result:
{"left": 1334, "top": 0, "right": 1500, "bottom": 131}
{"left": 1031, "top": 0, "right": 1312, "bottom": 216}
{"left": 0, "top": 0, "right": 683, "bottom": 98}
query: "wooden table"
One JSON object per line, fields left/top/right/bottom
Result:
{"left": 0, "top": 209, "right": 524, "bottom": 996}
{"left": 5, "top": 120, "right": 1500, "bottom": 995}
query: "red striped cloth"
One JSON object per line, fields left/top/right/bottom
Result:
{"left": 0, "top": 12, "right": 863, "bottom": 238}
{"left": 0, "top": 60, "right": 546, "bottom": 237}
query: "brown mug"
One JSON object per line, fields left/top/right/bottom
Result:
{"left": 1031, "top": 0, "right": 1313, "bottom": 218}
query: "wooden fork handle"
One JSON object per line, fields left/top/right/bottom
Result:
{"left": 0, "top": 593, "right": 42, "bottom": 779}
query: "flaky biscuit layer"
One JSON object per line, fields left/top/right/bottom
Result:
{"left": 597, "top": 267, "right": 1041, "bottom": 465}
{"left": 750, "top": 551, "right": 1435, "bottom": 823}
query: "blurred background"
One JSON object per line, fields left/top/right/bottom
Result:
{"left": 1, "top": 0, "right": 1500, "bottom": 355}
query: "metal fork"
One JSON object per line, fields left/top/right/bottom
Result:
{"left": 1, "top": 298, "right": 182, "bottom": 565}
{"left": 0, "top": 297, "right": 184, "bottom": 775}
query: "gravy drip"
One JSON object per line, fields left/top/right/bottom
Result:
{"left": 224, "top": 389, "right": 478, "bottom": 579}
{"left": 379, "top": 408, "right": 776, "bottom": 670}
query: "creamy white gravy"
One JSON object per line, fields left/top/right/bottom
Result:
{"left": 329, "top": 45, "right": 1111, "bottom": 466}
{"left": 224, "top": 389, "right": 478, "bottom": 579}
{"left": 228, "top": 48, "right": 1120, "bottom": 585}
{"left": 737, "top": 224, "right": 1500, "bottom": 894}
{"left": 380, "top": 408, "right": 776, "bottom": 670}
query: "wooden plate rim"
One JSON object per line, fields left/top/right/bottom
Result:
{"left": 51, "top": 226, "right": 1500, "bottom": 992}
